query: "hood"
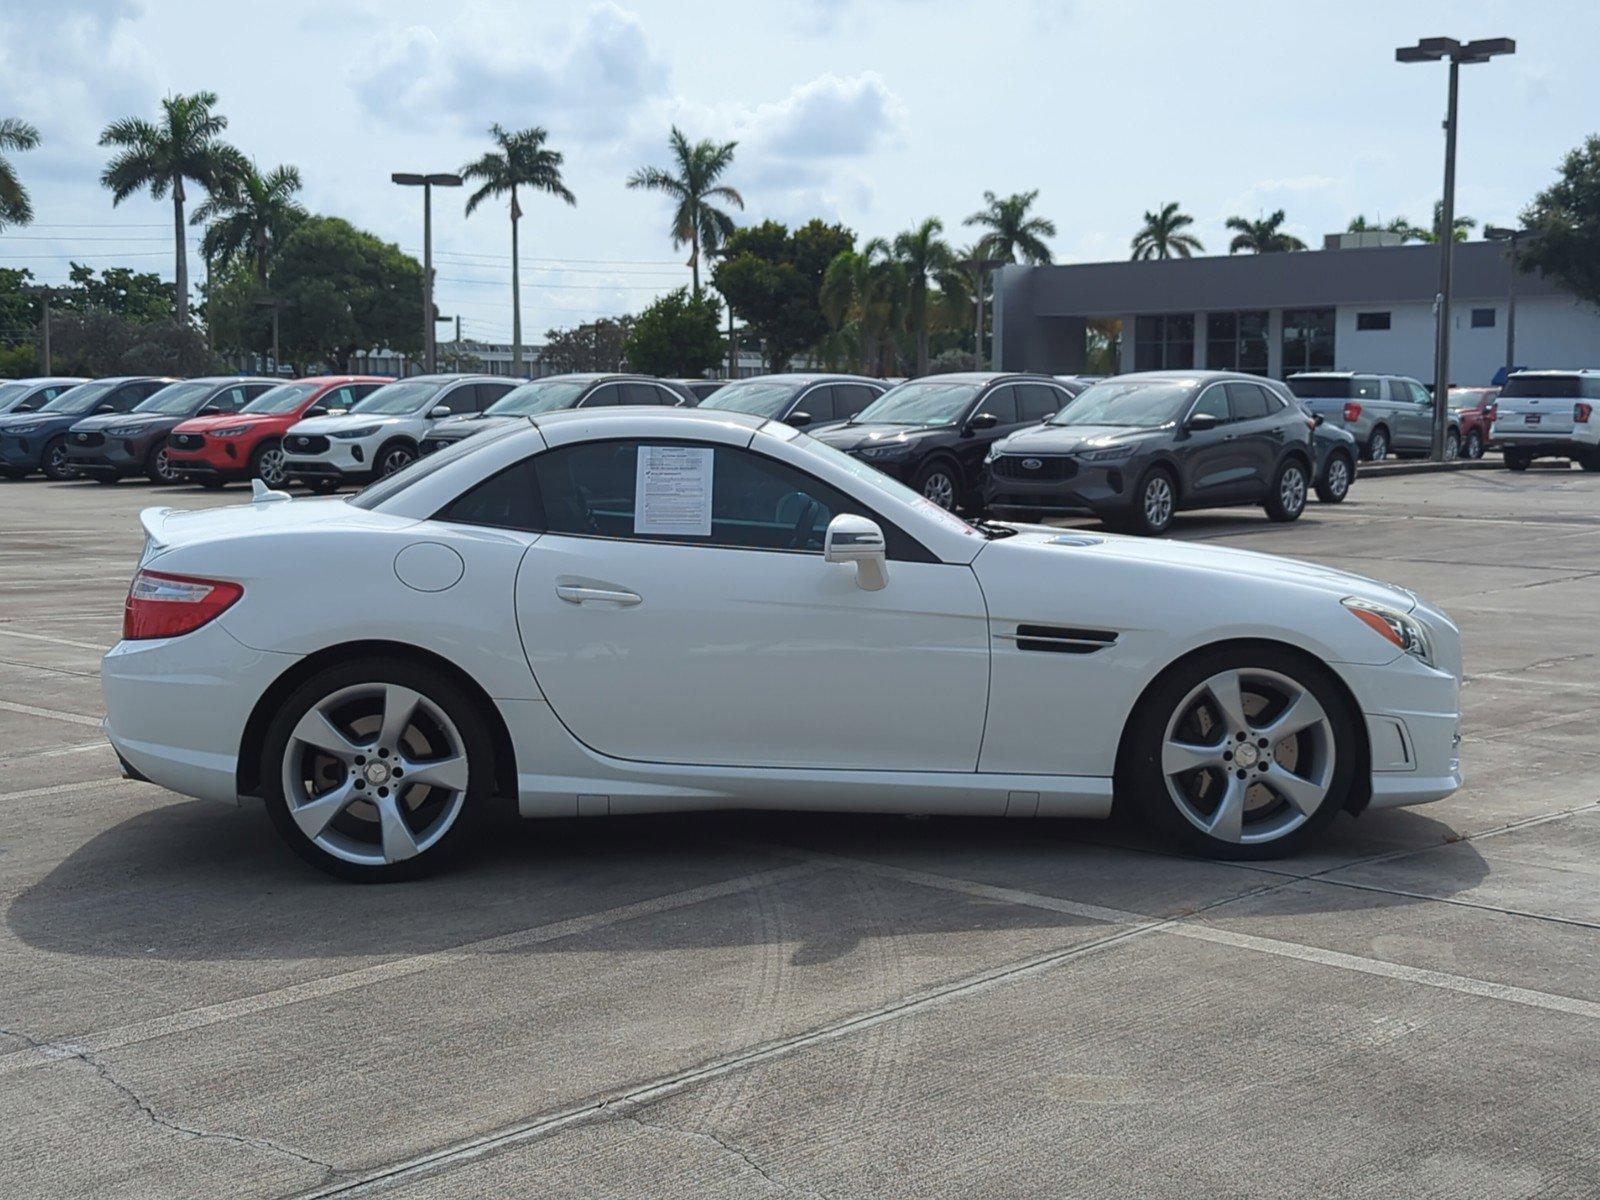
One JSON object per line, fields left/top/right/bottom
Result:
{"left": 812, "top": 422, "right": 945, "bottom": 451}
{"left": 430, "top": 414, "right": 518, "bottom": 439}
{"left": 994, "top": 423, "right": 1163, "bottom": 454}
{"left": 71, "top": 411, "right": 181, "bottom": 432}
{"left": 175, "top": 411, "right": 282, "bottom": 434}
{"left": 288, "top": 412, "right": 410, "bottom": 435}
{"left": 0, "top": 410, "right": 83, "bottom": 431}
{"left": 993, "top": 526, "right": 1417, "bottom": 612}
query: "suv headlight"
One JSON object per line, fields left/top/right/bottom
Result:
{"left": 1342, "top": 597, "right": 1434, "bottom": 665}
{"left": 984, "top": 445, "right": 1003, "bottom": 463}
{"left": 211, "top": 425, "right": 252, "bottom": 437}
{"left": 858, "top": 444, "right": 909, "bottom": 460}
{"left": 1077, "top": 445, "right": 1133, "bottom": 462}
{"left": 330, "top": 425, "right": 380, "bottom": 439}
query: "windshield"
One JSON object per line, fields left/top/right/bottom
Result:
{"left": 0, "top": 383, "right": 28, "bottom": 412}
{"left": 1052, "top": 380, "right": 1191, "bottom": 427}
{"left": 351, "top": 379, "right": 446, "bottom": 416}
{"left": 1501, "top": 375, "right": 1581, "bottom": 399}
{"left": 698, "top": 380, "right": 800, "bottom": 418}
{"left": 488, "top": 379, "right": 589, "bottom": 415}
{"left": 135, "top": 380, "right": 218, "bottom": 415}
{"left": 41, "top": 379, "right": 119, "bottom": 415}
{"left": 854, "top": 381, "right": 978, "bottom": 426}
{"left": 350, "top": 421, "right": 525, "bottom": 509}
{"left": 243, "top": 382, "right": 321, "bottom": 415}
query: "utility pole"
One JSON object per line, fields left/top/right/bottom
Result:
{"left": 957, "top": 257, "right": 1007, "bottom": 370}
{"left": 1485, "top": 226, "right": 1538, "bottom": 383}
{"left": 1396, "top": 36, "right": 1515, "bottom": 459}
{"left": 392, "top": 172, "right": 463, "bottom": 372}
{"left": 254, "top": 298, "right": 291, "bottom": 374}
{"left": 21, "top": 285, "right": 56, "bottom": 373}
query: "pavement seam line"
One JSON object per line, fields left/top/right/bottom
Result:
{"left": 0, "top": 776, "right": 132, "bottom": 802}
{"left": 0, "top": 627, "right": 107, "bottom": 650}
{"left": 0, "top": 698, "right": 104, "bottom": 727}
{"left": 0, "top": 863, "right": 821, "bottom": 1080}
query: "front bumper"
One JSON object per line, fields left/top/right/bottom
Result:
{"left": 0, "top": 434, "right": 46, "bottom": 471}
{"left": 169, "top": 436, "right": 255, "bottom": 478}
{"left": 981, "top": 457, "right": 1130, "bottom": 516}
{"left": 66, "top": 435, "right": 156, "bottom": 476}
{"left": 283, "top": 449, "right": 373, "bottom": 481}
{"left": 1335, "top": 654, "right": 1462, "bottom": 811}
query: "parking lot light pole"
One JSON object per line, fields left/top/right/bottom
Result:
{"left": 392, "top": 172, "right": 463, "bottom": 373}
{"left": 1396, "top": 36, "right": 1515, "bottom": 460}
{"left": 20, "top": 285, "right": 56, "bottom": 373}
{"left": 1485, "top": 225, "right": 1537, "bottom": 383}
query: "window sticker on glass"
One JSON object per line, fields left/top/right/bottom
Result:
{"left": 635, "top": 445, "right": 714, "bottom": 536}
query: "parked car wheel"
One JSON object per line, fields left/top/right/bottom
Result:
{"left": 40, "top": 436, "right": 74, "bottom": 482}
{"left": 1444, "top": 428, "right": 1460, "bottom": 461}
{"left": 376, "top": 441, "right": 416, "bottom": 478}
{"left": 93, "top": 474, "right": 120, "bottom": 485}
{"left": 1315, "top": 452, "right": 1352, "bottom": 504}
{"left": 0, "top": 467, "right": 23, "bottom": 480}
{"left": 197, "top": 478, "right": 228, "bottom": 490}
{"left": 261, "top": 658, "right": 493, "bottom": 882}
{"left": 305, "top": 479, "right": 341, "bottom": 495}
{"left": 146, "top": 440, "right": 182, "bottom": 485}
{"left": 1505, "top": 450, "right": 1531, "bottom": 472}
{"left": 1463, "top": 429, "right": 1484, "bottom": 460}
{"left": 913, "top": 460, "right": 959, "bottom": 512}
{"left": 1263, "top": 459, "right": 1309, "bottom": 523}
{"left": 1581, "top": 451, "right": 1600, "bottom": 473}
{"left": 1112, "top": 467, "right": 1176, "bottom": 537}
{"left": 252, "top": 440, "right": 288, "bottom": 487}
{"left": 1365, "top": 427, "right": 1390, "bottom": 462}
{"left": 1117, "top": 646, "right": 1358, "bottom": 859}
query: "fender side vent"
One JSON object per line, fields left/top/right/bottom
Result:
{"left": 1012, "top": 624, "right": 1119, "bottom": 654}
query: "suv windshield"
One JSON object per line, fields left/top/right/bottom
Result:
{"left": 1287, "top": 377, "right": 1352, "bottom": 399}
{"left": 698, "top": 380, "right": 799, "bottom": 418}
{"left": 1052, "top": 380, "right": 1191, "bottom": 427}
{"left": 244, "top": 382, "right": 322, "bottom": 415}
{"left": 351, "top": 379, "right": 446, "bottom": 416}
{"left": 1501, "top": 375, "right": 1581, "bottom": 399}
{"left": 135, "top": 380, "right": 218, "bottom": 415}
{"left": 488, "top": 379, "right": 589, "bottom": 415}
{"left": 41, "top": 379, "right": 119, "bottom": 415}
{"left": 853, "top": 381, "right": 977, "bottom": 426}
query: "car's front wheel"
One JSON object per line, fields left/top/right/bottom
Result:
{"left": 252, "top": 439, "right": 288, "bottom": 487}
{"left": 1263, "top": 459, "right": 1308, "bottom": 522}
{"left": 1118, "top": 646, "right": 1359, "bottom": 859}
{"left": 146, "top": 440, "right": 182, "bottom": 485}
{"left": 376, "top": 442, "right": 416, "bottom": 478}
{"left": 1463, "top": 429, "right": 1484, "bottom": 460}
{"left": 40, "top": 436, "right": 74, "bottom": 481}
{"left": 1315, "top": 452, "right": 1352, "bottom": 504}
{"left": 261, "top": 659, "right": 493, "bottom": 882}
{"left": 1111, "top": 467, "right": 1176, "bottom": 536}
{"left": 913, "top": 460, "right": 959, "bottom": 511}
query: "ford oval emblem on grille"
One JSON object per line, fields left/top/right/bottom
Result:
{"left": 1022, "top": 458, "right": 1042, "bottom": 470}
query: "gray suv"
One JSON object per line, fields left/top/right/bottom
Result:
{"left": 1287, "top": 372, "right": 1453, "bottom": 461}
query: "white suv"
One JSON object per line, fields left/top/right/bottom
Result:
{"left": 1490, "top": 370, "right": 1600, "bottom": 472}
{"left": 281, "top": 375, "right": 518, "bottom": 491}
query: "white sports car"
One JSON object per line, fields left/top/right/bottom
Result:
{"left": 104, "top": 409, "right": 1462, "bottom": 881}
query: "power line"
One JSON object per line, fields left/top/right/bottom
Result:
{"left": 436, "top": 275, "right": 676, "bottom": 292}
{"left": 406, "top": 247, "right": 684, "bottom": 267}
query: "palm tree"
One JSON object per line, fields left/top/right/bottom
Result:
{"left": 627, "top": 127, "right": 743, "bottom": 294}
{"left": 892, "top": 217, "right": 963, "bottom": 375}
{"left": 462, "top": 125, "right": 576, "bottom": 374}
{"left": 0, "top": 118, "right": 41, "bottom": 231}
{"left": 1131, "top": 202, "right": 1203, "bottom": 260}
{"left": 1418, "top": 200, "right": 1477, "bottom": 244}
{"left": 821, "top": 240, "right": 905, "bottom": 376}
{"left": 964, "top": 189, "right": 1056, "bottom": 264}
{"left": 1224, "top": 209, "right": 1307, "bottom": 254}
{"left": 99, "top": 92, "right": 243, "bottom": 324}
{"left": 191, "top": 162, "right": 306, "bottom": 281}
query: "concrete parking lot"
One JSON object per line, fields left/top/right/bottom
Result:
{"left": 2, "top": 466, "right": 1597, "bottom": 1199}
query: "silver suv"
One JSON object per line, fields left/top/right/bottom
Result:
{"left": 1287, "top": 372, "right": 1452, "bottom": 461}
{"left": 1490, "top": 370, "right": 1600, "bottom": 472}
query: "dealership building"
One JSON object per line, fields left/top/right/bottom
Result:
{"left": 992, "top": 237, "right": 1600, "bottom": 386}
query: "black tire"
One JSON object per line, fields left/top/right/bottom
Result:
{"left": 146, "top": 439, "right": 182, "bottom": 485}
{"left": 304, "top": 478, "right": 341, "bottom": 494}
{"left": 93, "top": 474, "right": 121, "bottom": 485}
{"left": 0, "top": 467, "right": 22, "bottom": 480}
{"left": 1116, "top": 644, "right": 1360, "bottom": 860}
{"left": 912, "top": 459, "right": 960, "bottom": 511}
{"left": 1581, "top": 451, "right": 1600, "bottom": 473}
{"left": 1263, "top": 458, "right": 1309, "bottom": 522}
{"left": 375, "top": 440, "right": 416, "bottom": 478}
{"left": 1505, "top": 450, "right": 1531, "bottom": 472}
{"left": 1111, "top": 467, "right": 1177, "bottom": 536}
{"left": 1314, "top": 452, "right": 1352, "bottom": 504}
{"left": 40, "top": 436, "right": 74, "bottom": 481}
{"left": 1463, "top": 429, "right": 1484, "bottom": 460}
{"left": 1444, "top": 427, "right": 1460, "bottom": 461}
{"left": 198, "top": 477, "right": 228, "bottom": 490}
{"left": 1365, "top": 426, "right": 1390, "bottom": 462}
{"left": 261, "top": 657, "right": 494, "bottom": 882}
{"left": 251, "top": 439, "right": 288, "bottom": 487}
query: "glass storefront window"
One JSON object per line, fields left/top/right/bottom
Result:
{"left": 1282, "top": 308, "right": 1335, "bottom": 377}
{"left": 1204, "top": 311, "right": 1269, "bottom": 375}
{"left": 1133, "top": 314, "right": 1195, "bottom": 371}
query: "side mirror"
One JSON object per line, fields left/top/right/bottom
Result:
{"left": 1312, "top": 412, "right": 1325, "bottom": 427}
{"left": 824, "top": 513, "right": 888, "bottom": 591}
{"left": 95, "top": 403, "right": 115, "bottom": 414}
{"left": 785, "top": 410, "right": 812, "bottom": 428}
{"left": 966, "top": 412, "right": 1000, "bottom": 432}
{"left": 199, "top": 405, "right": 222, "bottom": 416}
{"left": 305, "top": 407, "right": 329, "bottom": 418}
{"left": 1185, "top": 411, "right": 1222, "bottom": 432}
{"left": 430, "top": 405, "right": 452, "bottom": 419}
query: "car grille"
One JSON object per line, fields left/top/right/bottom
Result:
{"left": 286, "top": 434, "right": 330, "bottom": 454}
{"left": 169, "top": 433, "right": 204, "bottom": 450}
{"left": 72, "top": 431, "right": 105, "bottom": 449}
{"left": 990, "top": 454, "right": 1077, "bottom": 481}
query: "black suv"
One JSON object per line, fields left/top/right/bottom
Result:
{"left": 982, "top": 371, "right": 1317, "bottom": 535}
{"left": 811, "top": 373, "right": 1075, "bottom": 511}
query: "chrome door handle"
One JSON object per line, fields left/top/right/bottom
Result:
{"left": 555, "top": 584, "right": 642, "bottom": 607}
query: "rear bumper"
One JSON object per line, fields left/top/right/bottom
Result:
{"left": 1490, "top": 427, "right": 1597, "bottom": 455}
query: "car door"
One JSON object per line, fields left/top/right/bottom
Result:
{"left": 508, "top": 436, "right": 991, "bottom": 772}
{"left": 1388, "top": 379, "right": 1429, "bottom": 449}
{"left": 1176, "top": 382, "right": 1238, "bottom": 501}
{"left": 1222, "top": 381, "right": 1283, "bottom": 493}
{"left": 788, "top": 385, "right": 835, "bottom": 428}
{"left": 958, "top": 385, "right": 1021, "bottom": 483}
{"left": 1016, "top": 383, "right": 1066, "bottom": 424}
{"left": 430, "top": 382, "right": 479, "bottom": 424}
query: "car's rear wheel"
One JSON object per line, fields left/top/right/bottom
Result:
{"left": 1263, "top": 459, "right": 1308, "bottom": 522}
{"left": 146, "top": 440, "right": 182, "bottom": 485}
{"left": 261, "top": 659, "right": 492, "bottom": 882}
{"left": 1365, "top": 427, "right": 1390, "bottom": 462}
{"left": 1118, "top": 646, "right": 1358, "bottom": 859}
{"left": 913, "top": 460, "right": 959, "bottom": 511}
{"left": 1505, "top": 450, "right": 1531, "bottom": 472}
{"left": 1463, "top": 429, "right": 1484, "bottom": 460}
{"left": 1580, "top": 450, "right": 1600, "bottom": 473}
{"left": 40, "top": 437, "right": 74, "bottom": 481}
{"left": 377, "top": 441, "right": 415, "bottom": 478}
{"left": 252, "top": 439, "right": 288, "bottom": 487}
{"left": 1315, "top": 452, "right": 1352, "bottom": 504}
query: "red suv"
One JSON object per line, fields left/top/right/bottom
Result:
{"left": 167, "top": 376, "right": 390, "bottom": 488}
{"left": 1449, "top": 387, "right": 1499, "bottom": 460}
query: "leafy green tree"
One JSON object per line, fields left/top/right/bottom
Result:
{"left": 1225, "top": 209, "right": 1307, "bottom": 254}
{"left": 0, "top": 266, "right": 40, "bottom": 346}
{"left": 1131, "top": 202, "right": 1203, "bottom": 260}
{"left": 628, "top": 128, "right": 744, "bottom": 294}
{"left": 893, "top": 217, "right": 966, "bottom": 375}
{"left": 99, "top": 92, "right": 244, "bottom": 325}
{"left": 822, "top": 240, "right": 905, "bottom": 376}
{"left": 0, "top": 118, "right": 41, "bottom": 231}
{"left": 712, "top": 219, "right": 854, "bottom": 371}
{"left": 624, "top": 287, "right": 722, "bottom": 377}
{"left": 49, "top": 309, "right": 221, "bottom": 376}
{"left": 265, "top": 216, "right": 423, "bottom": 371}
{"left": 541, "top": 317, "right": 634, "bottom": 373}
{"left": 60, "top": 263, "right": 176, "bottom": 323}
{"left": 1520, "top": 134, "right": 1600, "bottom": 311}
{"left": 964, "top": 189, "right": 1056, "bottom": 264}
{"left": 191, "top": 162, "right": 306, "bottom": 281}
{"left": 462, "top": 124, "right": 575, "bottom": 374}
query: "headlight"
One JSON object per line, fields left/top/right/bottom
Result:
{"left": 858, "top": 444, "right": 908, "bottom": 460}
{"left": 984, "top": 445, "right": 1003, "bottom": 463}
{"left": 1342, "top": 597, "right": 1434, "bottom": 665}
{"left": 1076, "top": 445, "right": 1133, "bottom": 463}
{"left": 330, "top": 425, "right": 380, "bottom": 439}
{"left": 211, "top": 426, "right": 252, "bottom": 437}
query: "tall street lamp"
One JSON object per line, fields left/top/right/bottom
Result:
{"left": 1484, "top": 225, "right": 1539, "bottom": 384}
{"left": 392, "top": 172, "right": 463, "bottom": 373}
{"left": 1395, "top": 35, "right": 1515, "bottom": 460}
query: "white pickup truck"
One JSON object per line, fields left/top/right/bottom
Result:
{"left": 1490, "top": 370, "right": 1600, "bottom": 471}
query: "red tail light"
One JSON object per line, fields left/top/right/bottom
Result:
{"left": 123, "top": 570, "right": 243, "bottom": 640}
{"left": 1576, "top": 402, "right": 1593, "bottom": 424}
{"left": 1343, "top": 402, "right": 1362, "bottom": 423}
{"left": 1484, "top": 401, "right": 1497, "bottom": 423}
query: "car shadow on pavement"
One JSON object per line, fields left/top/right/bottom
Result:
{"left": 6, "top": 796, "right": 1489, "bottom": 969}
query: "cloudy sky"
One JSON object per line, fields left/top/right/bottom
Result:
{"left": 2, "top": 0, "right": 1595, "bottom": 344}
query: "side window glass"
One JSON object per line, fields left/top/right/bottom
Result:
{"left": 348, "top": 383, "right": 380, "bottom": 403}
{"left": 438, "top": 386, "right": 475, "bottom": 415}
{"left": 1226, "top": 382, "right": 1270, "bottom": 420}
{"left": 796, "top": 387, "right": 835, "bottom": 423}
{"left": 1017, "top": 384, "right": 1063, "bottom": 421}
{"left": 835, "top": 385, "right": 878, "bottom": 419}
{"left": 323, "top": 387, "right": 353, "bottom": 410}
{"left": 479, "top": 383, "right": 515, "bottom": 410}
{"left": 1353, "top": 376, "right": 1381, "bottom": 400}
{"left": 219, "top": 387, "right": 248, "bottom": 411}
{"left": 581, "top": 384, "right": 621, "bottom": 407}
{"left": 1192, "top": 386, "right": 1230, "bottom": 422}
{"left": 619, "top": 382, "right": 659, "bottom": 406}
{"left": 437, "top": 458, "right": 544, "bottom": 531}
{"left": 979, "top": 386, "right": 1019, "bottom": 424}
{"left": 115, "top": 386, "right": 145, "bottom": 411}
